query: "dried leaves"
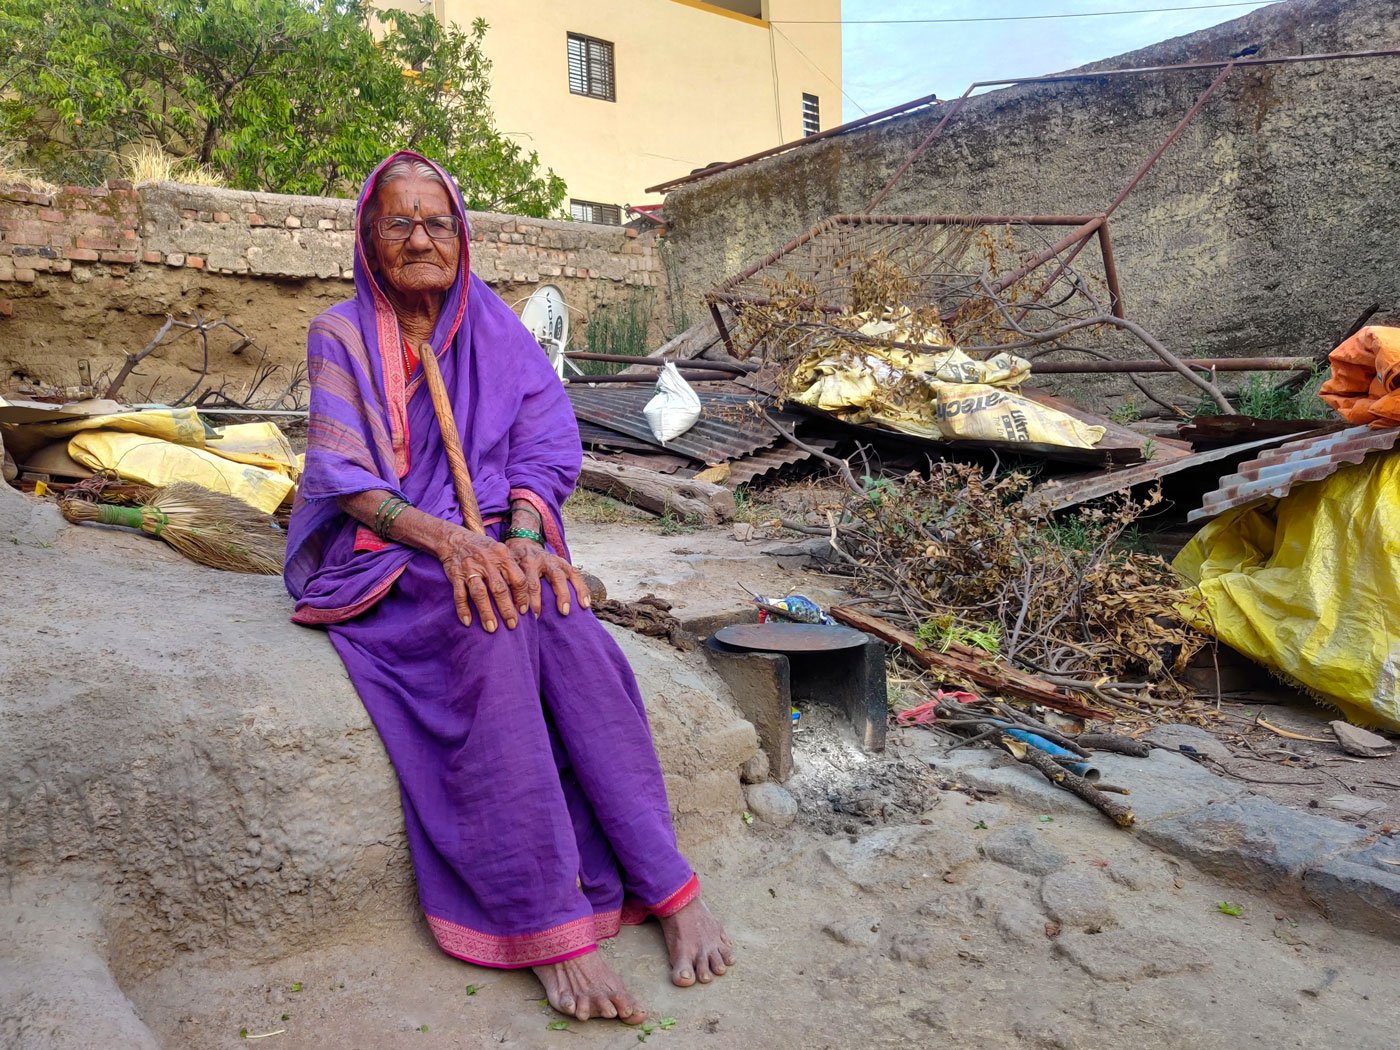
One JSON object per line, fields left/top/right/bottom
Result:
{"left": 828, "top": 463, "right": 1206, "bottom": 710}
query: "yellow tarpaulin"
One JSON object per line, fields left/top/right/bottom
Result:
{"left": 15, "top": 406, "right": 211, "bottom": 448}
{"left": 1174, "top": 452, "right": 1400, "bottom": 731}
{"left": 67, "top": 431, "right": 294, "bottom": 514}
{"left": 205, "top": 422, "right": 300, "bottom": 478}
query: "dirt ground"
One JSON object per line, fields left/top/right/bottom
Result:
{"left": 123, "top": 714, "right": 1400, "bottom": 1050}
{"left": 12, "top": 510, "right": 1400, "bottom": 1049}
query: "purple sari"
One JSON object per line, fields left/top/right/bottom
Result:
{"left": 285, "top": 151, "right": 696, "bottom": 967}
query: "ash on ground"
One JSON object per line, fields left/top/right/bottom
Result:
{"left": 785, "top": 704, "right": 949, "bottom": 834}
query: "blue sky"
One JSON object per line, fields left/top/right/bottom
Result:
{"left": 825, "top": 1, "right": 1279, "bottom": 115}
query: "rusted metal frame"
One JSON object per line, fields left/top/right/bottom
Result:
{"left": 1029, "top": 357, "right": 1313, "bottom": 374}
{"left": 1097, "top": 222, "right": 1124, "bottom": 318}
{"left": 708, "top": 213, "right": 1099, "bottom": 300}
{"left": 865, "top": 85, "right": 977, "bottom": 213}
{"left": 708, "top": 215, "right": 841, "bottom": 298}
{"left": 1105, "top": 62, "right": 1236, "bottom": 217}
{"left": 652, "top": 49, "right": 1400, "bottom": 199}
{"left": 710, "top": 300, "right": 737, "bottom": 357}
{"left": 644, "top": 91, "right": 943, "bottom": 194}
{"left": 564, "top": 351, "right": 752, "bottom": 373}
{"left": 984, "top": 217, "right": 1104, "bottom": 299}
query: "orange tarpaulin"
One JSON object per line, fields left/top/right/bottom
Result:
{"left": 1319, "top": 325, "right": 1400, "bottom": 426}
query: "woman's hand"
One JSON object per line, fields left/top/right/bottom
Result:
{"left": 506, "top": 538, "right": 591, "bottom": 617}
{"left": 435, "top": 526, "right": 530, "bottom": 632}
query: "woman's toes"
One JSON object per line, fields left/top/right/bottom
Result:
{"left": 671, "top": 960, "right": 697, "bottom": 988}
{"left": 695, "top": 955, "right": 714, "bottom": 984}
{"left": 597, "top": 996, "right": 618, "bottom": 1020}
{"left": 708, "top": 948, "right": 728, "bottom": 976}
{"left": 614, "top": 997, "right": 646, "bottom": 1025}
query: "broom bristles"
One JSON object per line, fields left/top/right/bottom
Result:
{"left": 59, "top": 482, "right": 286, "bottom": 575}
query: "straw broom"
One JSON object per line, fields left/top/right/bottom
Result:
{"left": 59, "top": 482, "right": 285, "bottom": 574}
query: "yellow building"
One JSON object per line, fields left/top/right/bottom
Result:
{"left": 390, "top": 0, "right": 842, "bottom": 222}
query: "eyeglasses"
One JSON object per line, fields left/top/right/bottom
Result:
{"left": 375, "top": 214, "right": 461, "bottom": 241}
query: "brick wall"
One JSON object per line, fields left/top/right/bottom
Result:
{"left": 0, "top": 182, "right": 143, "bottom": 290}
{"left": 0, "top": 180, "right": 666, "bottom": 389}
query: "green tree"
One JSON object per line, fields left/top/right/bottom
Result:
{"left": 0, "top": 0, "right": 566, "bottom": 215}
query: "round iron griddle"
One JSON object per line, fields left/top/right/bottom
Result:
{"left": 711, "top": 622, "right": 869, "bottom": 654}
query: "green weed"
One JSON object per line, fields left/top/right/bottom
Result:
{"left": 917, "top": 615, "right": 1002, "bottom": 655}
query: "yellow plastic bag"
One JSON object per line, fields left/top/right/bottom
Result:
{"left": 206, "top": 422, "right": 299, "bottom": 478}
{"left": 789, "top": 344, "right": 1102, "bottom": 448}
{"left": 67, "top": 432, "right": 294, "bottom": 514}
{"left": 1174, "top": 452, "right": 1400, "bottom": 730}
{"left": 15, "top": 406, "right": 211, "bottom": 448}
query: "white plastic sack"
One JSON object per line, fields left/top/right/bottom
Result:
{"left": 643, "top": 362, "right": 702, "bottom": 443}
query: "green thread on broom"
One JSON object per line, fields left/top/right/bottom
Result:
{"left": 95, "top": 504, "right": 146, "bottom": 530}
{"left": 94, "top": 503, "right": 168, "bottom": 535}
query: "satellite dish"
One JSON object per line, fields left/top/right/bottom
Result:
{"left": 516, "top": 285, "right": 576, "bottom": 380}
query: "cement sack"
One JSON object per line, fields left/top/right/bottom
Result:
{"left": 644, "top": 362, "right": 702, "bottom": 443}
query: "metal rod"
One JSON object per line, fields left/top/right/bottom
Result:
{"left": 1105, "top": 62, "right": 1236, "bottom": 217}
{"left": 985, "top": 218, "right": 1104, "bottom": 297}
{"left": 564, "top": 372, "right": 733, "bottom": 385}
{"left": 1028, "top": 356, "right": 1313, "bottom": 374}
{"left": 1098, "top": 222, "right": 1124, "bottom": 318}
{"left": 644, "top": 91, "right": 943, "bottom": 194}
{"left": 564, "top": 352, "right": 751, "bottom": 373}
{"left": 865, "top": 85, "right": 977, "bottom": 213}
{"left": 650, "top": 48, "right": 1400, "bottom": 198}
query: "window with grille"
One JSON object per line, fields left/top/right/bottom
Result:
{"left": 567, "top": 33, "right": 616, "bottom": 101}
{"left": 802, "top": 93, "right": 820, "bottom": 136}
{"left": 570, "top": 199, "right": 622, "bottom": 226}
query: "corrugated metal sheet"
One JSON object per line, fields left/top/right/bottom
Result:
{"left": 567, "top": 387, "right": 804, "bottom": 464}
{"left": 1023, "top": 432, "right": 1308, "bottom": 515}
{"left": 1188, "top": 426, "right": 1400, "bottom": 522}
{"left": 575, "top": 419, "right": 660, "bottom": 453}
{"left": 723, "top": 437, "right": 837, "bottom": 488}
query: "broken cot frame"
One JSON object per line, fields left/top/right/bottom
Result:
{"left": 704, "top": 212, "right": 1127, "bottom": 363}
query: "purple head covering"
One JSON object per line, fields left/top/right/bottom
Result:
{"left": 284, "top": 150, "right": 581, "bottom": 622}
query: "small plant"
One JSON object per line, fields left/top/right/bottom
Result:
{"left": 1191, "top": 370, "right": 1333, "bottom": 421}
{"left": 656, "top": 507, "right": 701, "bottom": 535}
{"left": 547, "top": 1020, "right": 570, "bottom": 1031}
{"left": 658, "top": 1017, "right": 678, "bottom": 1030}
{"left": 1217, "top": 901, "right": 1243, "bottom": 917}
{"left": 1109, "top": 400, "right": 1142, "bottom": 424}
{"left": 465, "top": 984, "right": 477, "bottom": 996}
{"left": 579, "top": 288, "right": 657, "bottom": 374}
{"left": 917, "top": 615, "right": 1002, "bottom": 655}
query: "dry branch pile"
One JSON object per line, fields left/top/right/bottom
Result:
{"left": 823, "top": 463, "right": 1207, "bottom": 712}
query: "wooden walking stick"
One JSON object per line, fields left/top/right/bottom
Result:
{"left": 416, "top": 340, "right": 486, "bottom": 534}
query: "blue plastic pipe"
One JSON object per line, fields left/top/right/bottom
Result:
{"left": 998, "top": 726, "right": 1101, "bottom": 781}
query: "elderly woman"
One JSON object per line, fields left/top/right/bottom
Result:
{"left": 285, "top": 151, "right": 732, "bottom": 1025}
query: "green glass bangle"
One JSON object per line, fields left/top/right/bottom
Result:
{"left": 504, "top": 527, "right": 545, "bottom": 545}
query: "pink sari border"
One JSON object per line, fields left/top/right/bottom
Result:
{"left": 508, "top": 487, "right": 569, "bottom": 557}
{"left": 427, "top": 909, "right": 607, "bottom": 969}
{"left": 621, "top": 872, "right": 701, "bottom": 926}
{"left": 291, "top": 565, "right": 406, "bottom": 625}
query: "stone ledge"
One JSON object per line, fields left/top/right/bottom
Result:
{"left": 927, "top": 744, "right": 1400, "bottom": 939}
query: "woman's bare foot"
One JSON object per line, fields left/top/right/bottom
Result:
{"left": 533, "top": 952, "right": 647, "bottom": 1024}
{"left": 657, "top": 897, "right": 734, "bottom": 987}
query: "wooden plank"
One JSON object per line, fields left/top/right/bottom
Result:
{"left": 829, "top": 604, "right": 1110, "bottom": 721}
{"left": 577, "top": 456, "right": 736, "bottom": 523}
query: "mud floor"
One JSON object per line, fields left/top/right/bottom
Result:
{"left": 124, "top": 714, "right": 1400, "bottom": 1049}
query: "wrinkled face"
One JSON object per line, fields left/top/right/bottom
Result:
{"left": 367, "top": 174, "right": 461, "bottom": 296}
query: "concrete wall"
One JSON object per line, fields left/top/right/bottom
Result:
{"left": 420, "top": 0, "right": 841, "bottom": 210}
{"left": 662, "top": 0, "right": 1400, "bottom": 398}
{"left": 0, "top": 181, "right": 666, "bottom": 396}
